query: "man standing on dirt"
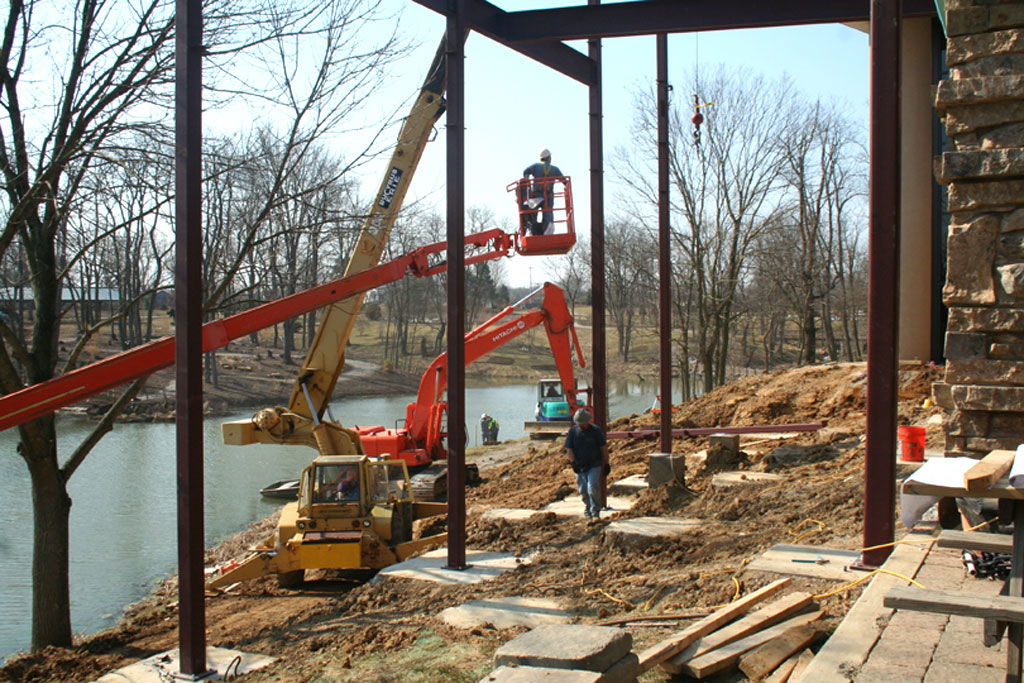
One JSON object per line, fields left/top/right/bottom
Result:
{"left": 564, "top": 408, "right": 608, "bottom": 523}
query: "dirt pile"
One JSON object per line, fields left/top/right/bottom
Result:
{"left": 1, "top": 362, "right": 944, "bottom": 682}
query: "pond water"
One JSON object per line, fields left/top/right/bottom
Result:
{"left": 0, "top": 379, "right": 674, "bottom": 661}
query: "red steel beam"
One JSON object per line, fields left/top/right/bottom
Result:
{"left": 607, "top": 421, "right": 827, "bottom": 440}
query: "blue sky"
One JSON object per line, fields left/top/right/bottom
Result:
{"left": 351, "top": 3, "right": 872, "bottom": 286}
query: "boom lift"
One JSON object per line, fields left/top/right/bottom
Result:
{"left": 356, "top": 282, "right": 589, "bottom": 499}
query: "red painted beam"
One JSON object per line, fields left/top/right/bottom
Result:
{"left": 606, "top": 421, "right": 827, "bottom": 440}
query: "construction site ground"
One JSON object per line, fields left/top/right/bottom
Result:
{"left": 6, "top": 361, "right": 996, "bottom": 682}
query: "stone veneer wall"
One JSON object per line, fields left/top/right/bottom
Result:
{"left": 934, "top": 0, "right": 1024, "bottom": 457}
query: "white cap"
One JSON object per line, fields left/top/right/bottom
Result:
{"left": 481, "top": 413, "right": 488, "bottom": 419}
{"left": 540, "top": 148, "right": 551, "bottom": 160}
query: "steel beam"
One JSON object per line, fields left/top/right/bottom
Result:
{"left": 500, "top": 0, "right": 936, "bottom": 42}
{"left": 862, "top": 0, "right": 902, "bottom": 569}
{"left": 445, "top": 0, "right": 468, "bottom": 571}
{"left": 588, "top": 0, "right": 608, "bottom": 431}
{"left": 174, "top": 0, "right": 207, "bottom": 675}
{"left": 656, "top": 34, "right": 674, "bottom": 461}
{"left": 412, "top": 0, "right": 594, "bottom": 85}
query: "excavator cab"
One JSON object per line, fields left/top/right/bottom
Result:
{"left": 508, "top": 175, "right": 576, "bottom": 256}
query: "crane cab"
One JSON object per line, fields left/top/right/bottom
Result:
{"left": 536, "top": 378, "right": 571, "bottom": 421}
{"left": 508, "top": 176, "right": 576, "bottom": 256}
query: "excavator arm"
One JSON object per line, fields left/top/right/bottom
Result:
{"left": 402, "top": 282, "right": 588, "bottom": 459}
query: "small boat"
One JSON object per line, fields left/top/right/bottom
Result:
{"left": 260, "top": 479, "right": 299, "bottom": 499}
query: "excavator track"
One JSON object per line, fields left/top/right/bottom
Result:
{"left": 410, "top": 463, "right": 481, "bottom": 502}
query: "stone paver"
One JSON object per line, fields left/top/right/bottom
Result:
{"left": 867, "top": 626, "right": 940, "bottom": 672}
{"left": 923, "top": 661, "right": 1004, "bottom": 683}
{"left": 98, "top": 646, "right": 275, "bottom": 682}
{"left": 933, "top": 626, "right": 1005, "bottom": 668}
{"left": 373, "top": 548, "right": 530, "bottom": 585}
{"left": 855, "top": 659, "right": 926, "bottom": 682}
{"left": 541, "top": 495, "right": 635, "bottom": 517}
{"left": 441, "top": 597, "right": 575, "bottom": 629}
{"left": 494, "top": 625, "right": 631, "bottom": 673}
{"left": 603, "top": 517, "right": 701, "bottom": 550}
{"left": 480, "top": 508, "right": 539, "bottom": 523}
{"left": 480, "top": 665, "right": 601, "bottom": 682}
{"left": 886, "top": 609, "right": 948, "bottom": 632}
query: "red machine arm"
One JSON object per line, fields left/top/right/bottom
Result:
{"left": 0, "top": 229, "right": 513, "bottom": 432}
{"left": 398, "top": 282, "right": 587, "bottom": 461}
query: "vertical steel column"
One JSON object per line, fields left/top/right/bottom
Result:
{"left": 445, "top": 0, "right": 467, "bottom": 571}
{"left": 656, "top": 34, "right": 674, "bottom": 460}
{"left": 862, "top": 0, "right": 902, "bottom": 569}
{"left": 588, "top": 0, "right": 607, "bottom": 430}
{"left": 174, "top": 0, "right": 207, "bottom": 674}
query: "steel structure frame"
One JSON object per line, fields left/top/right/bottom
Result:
{"left": 168, "top": 0, "right": 930, "bottom": 671}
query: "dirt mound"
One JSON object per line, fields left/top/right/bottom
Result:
{"left": 1, "top": 362, "right": 944, "bottom": 682}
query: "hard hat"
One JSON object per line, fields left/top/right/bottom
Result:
{"left": 573, "top": 408, "right": 592, "bottom": 425}
{"left": 481, "top": 413, "right": 489, "bottom": 419}
{"left": 539, "top": 148, "right": 551, "bottom": 160}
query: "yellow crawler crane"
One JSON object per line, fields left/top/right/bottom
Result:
{"left": 208, "top": 455, "right": 447, "bottom": 589}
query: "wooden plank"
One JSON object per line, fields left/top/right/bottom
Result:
{"left": 937, "top": 529, "right": 1012, "bottom": 554}
{"left": 763, "top": 650, "right": 801, "bottom": 683}
{"left": 788, "top": 649, "right": 815, "bottom": 680}
{"left": 738, "top": 624, "right": 823, "bottom": 681}
{"left": 680, "top": 611, "right": 824, "bottom": 678}
{"left": 884, "top": 586, "right": 1024, "bottom": 622}
{"left": 662, "top": 592, "right": 814, "bottom": 674}
{"left": 792, "top": 530, "right": 934, "bottom": 683}
{"left": 636, "top": 577, "right": 792, "bottom": 673}
{"left": 746, "top": 544, "right": 861, "bottom": 582}
{"left": 902, "top": 477, "right": 1024, "bottom": 500}
{"left": 964, "top": 449, "right": 1016, "bottom": 492}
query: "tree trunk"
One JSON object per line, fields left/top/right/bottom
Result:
{"left": 23, "top": 417, "right": 72, "bottom": 650}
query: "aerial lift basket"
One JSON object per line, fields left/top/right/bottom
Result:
{"left": 507, "top": 175, "right": 576, "bottom": 256}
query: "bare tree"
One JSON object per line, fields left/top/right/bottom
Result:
{"left": 604, "top": 218, "right": 657, "bottom": 362}
{"left": 0, "top": 0, "right": 406, "bottom": 651}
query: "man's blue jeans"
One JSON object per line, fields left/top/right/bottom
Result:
{"left": 576, "top": 465, "right": 602, "bottom": 517}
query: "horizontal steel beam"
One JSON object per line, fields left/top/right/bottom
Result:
{"left": 500, "top": 0, "right": 937, "bottom": 42}
{"left": 412, "top": 0, "right": 595, "bottom": 84}
{"left": 607, "top": 421, "right": 827, "bottom": 440}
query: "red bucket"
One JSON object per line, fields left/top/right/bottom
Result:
{"left": 898, "top": 425, "right": 926, "bottom": 462}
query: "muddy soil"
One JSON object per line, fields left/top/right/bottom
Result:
{"left": 2, "top": 362, "right": 945, "bottom": 682}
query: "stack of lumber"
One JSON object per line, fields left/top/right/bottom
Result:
{"left": 636, "top": 578, "right": 825, "bottom": 681}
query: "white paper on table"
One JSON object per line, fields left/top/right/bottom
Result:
{"left": 1009, "top": 444, "right": 1024, "bottom": 488}
{"left": 899, "top": 457, "right": 979, "bottom": 529}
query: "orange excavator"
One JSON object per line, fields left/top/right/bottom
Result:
{"left": 355, "top": 282, "right": 589, "bottom": 498}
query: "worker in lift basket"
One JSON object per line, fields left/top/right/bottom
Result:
{"left": 521, "top": 148, "right": 565, "bottom": 236}
{"left": 564, "top": 408, "right": 608, "bottom": 524}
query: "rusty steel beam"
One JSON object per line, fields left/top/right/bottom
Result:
{"left": 606, "top": 421, "right": 827, "bottom": 440}
{"left": 588, "top": 0, "right": 608, "bottom": 430}
{"left": 411, "top": 0, "right": 594, "bottom": 85}
{"left": 656, "top": 33, "right": 673, "bottom": 461}
{"left": 445, "top": 0, "right": 468, "bottom": 571}
{"left": 499, "top": 0, "right": 936, "bottom": 42}
{"left": 862, "top": 0, "right": 902, "bottom": 570}
{"left": 174, "top": 0, "right": 207, "bottom": 675}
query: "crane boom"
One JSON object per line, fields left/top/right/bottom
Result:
{"left": 0, "top": 229, "right": 513, "bottom": 433}
{"left": 289, "top": 38, "right": 450, "bottom": 422}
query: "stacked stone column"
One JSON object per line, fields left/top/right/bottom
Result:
{"left": 934, "top": 1, "right": 1024, "bottom": 457}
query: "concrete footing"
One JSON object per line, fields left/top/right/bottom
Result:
{"left": 441, "top": 596, "right": 575, "bottom": 629}
{"left": 609, "top": 474, "right": 649, "bottom": 497}
{"left": 542, "top": 495, "right": 636, "bottom": 517}
{"left": 710, "top": 471, "right": 784, "bottom": 488}
{"left": 97, "top": 646, "right": 275, "bottom": 682}
{"left": 648, "top": 452, "right": 685, "bottom": 487}
{"left": 373, "top": 548, "right": 531, "bottom": 585}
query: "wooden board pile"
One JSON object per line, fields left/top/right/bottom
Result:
{"left": 636, "top": 578, "right": 824, "bottom": 681}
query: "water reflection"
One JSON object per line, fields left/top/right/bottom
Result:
{"left": 0, "top": 382, "right": 667, "bottom": 661}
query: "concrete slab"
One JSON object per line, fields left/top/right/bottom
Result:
{"left": 480, "top": 665, "right": 601, "bottom": 682}
{"left": 542, "top": 495, "right": 635, "bottom": 518}
{"left": 745, "top": 544, "right": 861, "bottom": 582}
{"left": 494, "top": 624, "right": 632, "bottom": 673}
{"left": 481, "top": 508, "right": 539, "bottom": 522}
{"left": 600, "top": 653, "right": 640, "bottom": 683}
{"left": 441, "top": 597, "right": 575, "bottom": 629}
{"left": 711, "top": 471, "right": 784, "bottom": 488}
{"left": 604, "top": 517, "right": 702, "bottom": 550}
{"left": 97, "top": 646, "right": 275, "bottom": 682}
{"left": 609, "top": 474, "right": 649, "bottom": 497}
{"left": 373, "top": 547, "right": 532, "bottom": 585}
